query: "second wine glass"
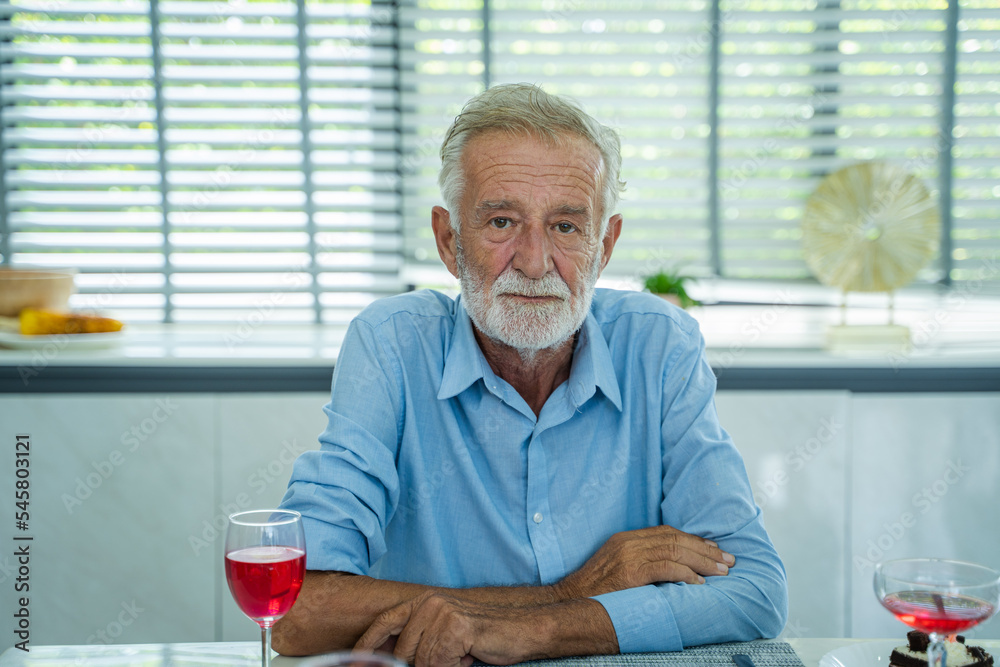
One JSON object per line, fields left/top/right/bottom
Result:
{"left": 874, "top": 558, "right": 1000, "bottom": 667}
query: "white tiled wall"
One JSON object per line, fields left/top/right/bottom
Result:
{"left": 715, "top": 391, "right": 851, "bottom": 640}
{"left": 1, "top": 390, "right": 998, "bottom": 648}
{"left": 847, "top": 394, "right": 1000, "bottom": 641}
{"left": 0, "top": 395, "right": 216, "bottom": 646}
{"left": 217, "top": 394, "right": 330, "bottom": 641}
{"left": 717, "top": 391, "right": 1000, "bottom": 643}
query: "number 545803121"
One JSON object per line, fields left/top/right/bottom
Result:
{"left": 15, "top": 434, "right": 30, "bottom": 528}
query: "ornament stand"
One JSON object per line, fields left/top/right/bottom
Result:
{"left": 825, "top": 291, "right": 911, "bottom": 354}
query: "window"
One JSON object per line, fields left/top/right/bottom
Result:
{"left": 2, "top": 0, "right": 997, "bottom": 324}
{"left": 1, "top": 0, "right": 403, "bottom": 324}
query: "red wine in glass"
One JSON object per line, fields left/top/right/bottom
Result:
{"left": 881, "top": 591, "right": 995, "bottom": 635}
{"left": 226, "top": 510, "right": 306, "bottom": 667}
{"left": 225, "top": 546, "right": 306, "bottom": 623}
{"left": 875, "top": 559, "right": 1000, "bottom": 667}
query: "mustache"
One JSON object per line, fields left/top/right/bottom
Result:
{"left": 492, "top": 270, "right": 570, "bottom": 299}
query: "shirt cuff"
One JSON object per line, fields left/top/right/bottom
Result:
{"left": 592, "top": 585, "right": 683, "bottom": 653}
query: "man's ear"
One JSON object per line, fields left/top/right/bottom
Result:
{"left": 432, "top": 206, "right": 459, "bottom": 278}
{"left": 599, "top": 214, "right": 623, "bottom": 272}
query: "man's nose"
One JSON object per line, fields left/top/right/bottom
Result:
{"left": 511, "top": 222, "right": 554, "bottom": 280}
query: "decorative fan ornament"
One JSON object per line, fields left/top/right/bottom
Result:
{"left": 801, "top": 161, "right": 940, "bottom": 293}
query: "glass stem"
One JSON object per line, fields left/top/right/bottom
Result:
{"left": 261, "top": 625, "right": 272, "bottom": 667}
{"left": 928, "top": 634, "right": 946, "bottom": 667}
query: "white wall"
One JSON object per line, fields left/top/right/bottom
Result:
{"left": 0, "top": 390, "right": 998, "bottom": 649}
{"left": 716, "top": 392, "right": 1000, "bottom": 642}
{"left": 0, "top": 393, "right": 329, "bottom": 647}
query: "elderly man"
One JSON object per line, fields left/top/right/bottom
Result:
{"left": 274, "top": 83, "right": 787, "bottom": 665}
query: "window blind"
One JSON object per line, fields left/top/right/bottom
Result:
{"left": 400, "top": 0, "right": 715, "bottom": 283}
{"left": 403, "top": 0, "right": 999, "bottom": 287}
{"left": 1, "top": 0, "right": 998, "bottom": 328}
{"left": 397, "top": 0, "right": 485, "bottom": 279}
{"left": 1, "top": 0, "right": 402, "bottom": 324}
{"left": 487, "top": 0, "right": 714, "bottom": 284}
{"left": 952, "top": 0, "right": 999, "bottom": 283}
{"left": 719, "top": 0, "right": 947, "bottom": 281}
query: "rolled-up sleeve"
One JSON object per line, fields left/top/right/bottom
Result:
{"left": 279, "top": 317, "right": 403, "bottom": 573}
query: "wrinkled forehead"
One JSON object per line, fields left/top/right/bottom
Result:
{"left": 461, "top": 129, "right": 606, "bottom": 203}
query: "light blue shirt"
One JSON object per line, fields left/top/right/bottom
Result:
{"left": 280, "top": 288, "right": 787, "bottom": 652}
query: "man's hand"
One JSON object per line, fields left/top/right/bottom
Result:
{"left": 554, "top": 525, "right": 736, "bottom": 600}
{"left": 355, "top": 592, "right": 541, "bottom": 667}
{"left": 356, "top": 592, "right": 619, "bottom": 667}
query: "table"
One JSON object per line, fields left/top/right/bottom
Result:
{"left": 0, "top": 638, "right": 885, "bottom": 667}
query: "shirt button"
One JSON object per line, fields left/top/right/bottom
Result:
{"left": 533, "top": 512, "right": 543, "bottom": 523}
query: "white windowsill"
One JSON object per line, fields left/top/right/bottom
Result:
{"left": 0, "top": 287, "right": 998, "bottom": 370}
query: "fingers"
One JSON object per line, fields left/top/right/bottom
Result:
{"left": 393, "top": 613, "right": 430, "bottom": 666}
{"left": 412, "top": 616, "right": 471, "bottom": 667}
{"left": 620, "top": 526, "right": 735, "bottom": 586}
{"left": 355, "top": 602, "right": 411, "bottom": 654}
{"left": 638, "top": 546, "right": 725, "bottom": 584}
{"left": 636, "top": 525, "right": 736, "bottom": 568}
{"left": 636, "top": 558, "right": 705, "bottom": 586}
{"left": 703, "top": 541, "right": 737, "bottom": 567}
{"left": 643, "top": 542, "right": 732, "bottom": 578}
{"left": 357, "top": 594, "right": 475, "bottom": 667}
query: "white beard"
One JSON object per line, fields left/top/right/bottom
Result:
{"left": 457, "top": 243, "right": 602, "bottom": 357}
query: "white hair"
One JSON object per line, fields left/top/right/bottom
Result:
{"left": 438, "top": 83, "right": 625, "bottom": 237}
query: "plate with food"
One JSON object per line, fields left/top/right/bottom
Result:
{"left": 820, "top": 631, "right": 997, "bottom": 667}
{"left": 0, "top": 309, "right": 125, "bottom": 350}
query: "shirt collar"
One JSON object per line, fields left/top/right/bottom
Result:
{"left": 438, "top": 294, "right": 623, "bottom": 413}
{"left": 437, "top": 295, "right": 488, "bottom": 400}
{"left": 569, "top": 308, "right": 623, "bottom": 412}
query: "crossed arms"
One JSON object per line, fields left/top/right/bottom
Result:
{"left": 272, "top": 525, "right": 738, "bottom": 665}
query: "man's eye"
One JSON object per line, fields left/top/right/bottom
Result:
{"left": 490, "top": 218, "right": 512, "bottom": 229}
{"left": 556, "top": 222, "right": 577, "bottom": 234}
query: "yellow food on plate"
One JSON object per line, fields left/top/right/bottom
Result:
{"left": 19, "top": 308, "right": 124, "bottom": 336}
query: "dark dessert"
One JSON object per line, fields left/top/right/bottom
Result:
{"left": 890, "top": 630, "right": 994, "bottom": 667}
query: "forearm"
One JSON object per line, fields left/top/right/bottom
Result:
{"left": 455, "top": 581, "right": 562, "bottom": 606}
{"left": 518, "top": 598, "right": 619, "bottom": 661}
{"left": 272, "top": 571, "right": 426, "bottom": 656}
{"left": 272, "top": 571, "right": 565, "bottom": 656}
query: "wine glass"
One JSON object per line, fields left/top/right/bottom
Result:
{"left": 874, "top": 558, "right": 1000, "bottom": 667}
{"left": 225, "top": 509, "right": 307, "bottom": 667}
